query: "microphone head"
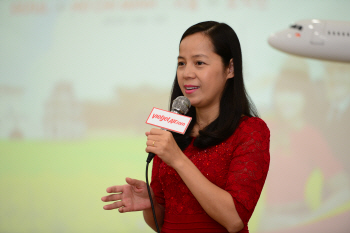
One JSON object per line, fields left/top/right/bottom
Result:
{"left": 171, "top": 96, "right": 191, "bottom": 115}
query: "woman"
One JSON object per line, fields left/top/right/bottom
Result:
{"left": 101, "top": 21, "right": 270, "bottom": 233}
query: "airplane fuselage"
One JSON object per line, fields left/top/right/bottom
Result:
{"left": 268, "top": 19, "right": 350, "bottom": 63}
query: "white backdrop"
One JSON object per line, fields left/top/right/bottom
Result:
{"left": 1, "top": 0, "right": 350, "bottom": 232}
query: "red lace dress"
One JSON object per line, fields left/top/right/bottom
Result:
{"left": 151, "top": 116, "right": 270, "bottom": 233}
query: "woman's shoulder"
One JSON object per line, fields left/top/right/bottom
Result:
{"left": 235, "top": 116, "right": 270, "bottom": 140}
{"left": 231, "top": 116, "right": 270, "bottom": 156}
{"left": 239, "top": 116, "right": 268, "bottom": 129}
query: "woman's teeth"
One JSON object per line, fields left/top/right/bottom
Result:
{"left": 185, "top": 87, "right": 199, "bottom": 90}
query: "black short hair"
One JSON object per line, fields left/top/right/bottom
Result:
{"left": 170, "top": 21, "right": 259, "bottom": 149}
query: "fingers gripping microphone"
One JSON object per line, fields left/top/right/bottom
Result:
{"left": 146, "top": 96, "right": 191, "bottom": 163}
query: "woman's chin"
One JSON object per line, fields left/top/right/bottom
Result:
{"left": 187, "top": 98, "right": 199, "bottom": 108}
{"left": 183, "top": 96, "right": 207, "bottom": 109}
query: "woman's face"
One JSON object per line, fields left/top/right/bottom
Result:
{"left": 177, "top": 33, "right": 233, "bottom": 109}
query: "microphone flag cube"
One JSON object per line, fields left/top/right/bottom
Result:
{"left": 146, "top": 107, "right": 192, "bottom": 134}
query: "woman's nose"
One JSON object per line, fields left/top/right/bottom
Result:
{"left": 183, "top": 65, "right": 196, "bottom": 79}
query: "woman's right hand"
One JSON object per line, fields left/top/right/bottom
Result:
{"left": 101, "top": 177, "right": 152, "bottom": 213}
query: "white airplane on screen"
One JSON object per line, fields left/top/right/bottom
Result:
{"left": 268, "top": 19, "right": 350, "bottom": 63}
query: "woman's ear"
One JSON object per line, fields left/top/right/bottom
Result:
{"left": 226, "top": 58, "right": 234, "bottom": 79}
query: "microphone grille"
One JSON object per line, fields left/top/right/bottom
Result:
{"left": 171, "top": 96, "right": 191, "bottom": 115}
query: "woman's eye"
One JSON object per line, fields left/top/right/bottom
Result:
{"left": 178, "top": 62, "right": 185, "bottom": 66}
{"left": 196, "top": 61, "right": 205, "bottom": 65}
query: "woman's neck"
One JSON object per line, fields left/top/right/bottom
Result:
{"left": 191, "top": 104, "right": 220, "bottom": 137}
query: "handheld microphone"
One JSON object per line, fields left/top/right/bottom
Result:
{"left": 146, "top": 96, "right": 191, "bottom": 163}
{"left": 145, "top": 96, "right": 191, "bottom": 233}
{"left": 169, "top": 96, "right": 191, "bottom": 115}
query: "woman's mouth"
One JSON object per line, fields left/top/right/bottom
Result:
{"left": 184, "top": 85, "right": 199, "bottom": 94}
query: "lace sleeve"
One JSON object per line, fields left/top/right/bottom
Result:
{"left": 225, "top": 118, "right": 270, "bottom": 225}
{"left": 150, "top": 155, "right": 165, "bottom": 206}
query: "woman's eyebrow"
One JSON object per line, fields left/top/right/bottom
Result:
{"left": 177, "top": 54, "right": 208, "bottom": 59}
{"left": 193, "top": 54, "right": 208, "bottom": 58}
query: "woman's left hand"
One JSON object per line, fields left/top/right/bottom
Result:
{"left": 145, "top": 128, "right": 184, "bottom": 168}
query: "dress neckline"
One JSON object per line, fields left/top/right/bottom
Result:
{"left": 189, "top": 115, "right": 250, "bottom": 139}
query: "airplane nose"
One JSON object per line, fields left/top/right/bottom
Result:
{"left": 267, "top": 30, "right": 293, "bottom": 51}
{"left": 268, "top": 33, "right": 286, "bottom": 49}
{"left": 268, "top": 33, "right": 277, "bottom": 48}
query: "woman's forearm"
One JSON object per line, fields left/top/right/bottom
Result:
{"left": 173, "top": 154, "right": 244, "bottom": 233}
{"left": 143, "top": 201, "right": 165, "bottom": 232}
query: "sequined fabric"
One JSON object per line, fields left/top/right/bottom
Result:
{"left": 151, "top": 116, "right": 270, "bottom": 233}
